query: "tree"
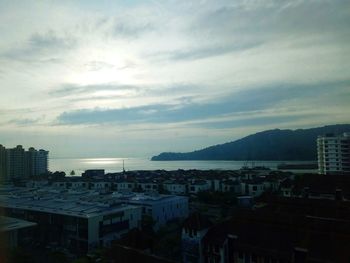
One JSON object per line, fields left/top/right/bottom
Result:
{"left": 70, "top": 170, "right": 75, "bottom": 176}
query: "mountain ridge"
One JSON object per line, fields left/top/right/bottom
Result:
{"left": 151, "top": 124, "right": 350, "bottom": 161}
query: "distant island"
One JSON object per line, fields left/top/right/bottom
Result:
{"left": 151, "top": 124, "right": 350, "bottom": 161}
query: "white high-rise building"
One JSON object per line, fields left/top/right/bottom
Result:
{"left": 317, "top": 133, "right": 350, "bottom": 175}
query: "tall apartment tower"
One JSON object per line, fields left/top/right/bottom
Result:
{"left": 24, "top": 147, "right": 49, "bottom": 177}
{"left": 36, "top": 149, "right": 49, "bottom": 175}
{"left": 0, "top": 145, "right": 49, "bottom": 180}
{"left": 6, "top": 145, "right": 25, "bottom": 179}
{"left": 0, "top": 145, "right": 7, "bottom": 180}
{"left": 317, "top": 133, "right": 350, "bottom": 175}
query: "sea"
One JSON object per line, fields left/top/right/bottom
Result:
{"left": 49, "top": 158, "right": 317, "bottom": 176}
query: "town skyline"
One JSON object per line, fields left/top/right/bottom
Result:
{"left": 1, "top": 0, "right": 349, "bottom": 158}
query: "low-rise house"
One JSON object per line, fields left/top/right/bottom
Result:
{"left": 68, "top": 180, "right": 89, "bottom": 189}
{"left": 209, "top": 179, "right": 222, "bottom": 192}
{"left": 182, "top": 213, "right": 212, "bottom": 263}
{"left": 90, "top": 181, "right": 112, "bottom": 191}
{"left": 137, "top": 180, "right": 158, "bottom": 192}
{"left": 163, "top": 180, "right": 187, "bottom": 195}
{"left": 52, "top": 180, "right": 67, "bottom": 189}
{"left": 221, "top": 180, "right": 241, "bottom": 194}
{"left": 113, "top": 180, "right": 136, "bottom": 192}
{"left": 189, "top": 180, "right": 211, "bottom": 194}
{"left": 25, "top": 180, "right": 48, "bottom": 188}
{"left": 82, "top": 169, "right": 105, "bottom": 179}
{"left": 121, "top": 192, "right": 189, "bottom": 230}
{"left": 263, "top": 177, "right": 280, "bottom": 192}
{"left": 241, "top": 178, "right": 265, "bottom": 197}
{"left": 282, "top": 174, "right": 350, "bottom": 200}
{"left": 189, "top": 197, "right": 350, "bottom": 263}
{"left": 280, "top": 178, "right": 293, "bottom": 197}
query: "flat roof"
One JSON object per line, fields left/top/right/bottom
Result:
{"left": 0, "top": 187, "right": 140, "bottom": 219}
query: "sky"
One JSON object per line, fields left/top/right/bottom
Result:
{"left": 0, "top": 0, "right": 349, "bottom": 158}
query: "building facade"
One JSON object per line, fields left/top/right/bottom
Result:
{"left": 0, "top": 145, "right": 49, "bottom": 180}
{"left": 317, "top": 133, "right": 350, "bottom": 175}
{"left": 120, "top": 192, "right": 189, "bottom": 230}
{"left": 0, "top": 145, "right": 7, "bottom": 180}
{"left": 0, "top": 187, "right": 142, "bottom": 254}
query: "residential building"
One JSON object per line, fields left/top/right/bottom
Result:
{"left": 118, "top": 192, "right": 189, "bottom": 230}
{"left": 182, "top": 213, "right": 212, "bottom": 263}
{"left": 317, "top": 132, "right": 350, "bottom": 175}
{"left": 163, "top": 180, "right": 187, "bottom": 195}
{"left": 113, "top": 180, "right": 136, "bottom": 192}
{"left": 189, "top": 180, "right": 211, "bottom": 194}
{"left": 0, "top": 186, "right": 142, "bottom": 254}
{"left": 82, "top": 169, "right": 105, "bottom": 178}
{"left": 137, "top": 180, "right": 158, "bottom": 192}
{"left": 279, "top": 174, "right": 350, "bottom": 200}
{"left": 35, "top": 149, "right": 49, "bottom": 175}
{"left": 0, "top": 145, "right": 48, "bottom": 180}
{"left": 6, "top": 145, "right": 25, "bottom": 179}
{"left": 241, "top": 178, "right": 265, "bottom": 197}
{"left": 0, "top": 145, "right": 7, "bottom": 180}
{"left": 221, "top": 180, "right": 241, "bottom": 194}
{"left": 90, "top": 180, "right": 112, "bottom": 191}
{"left": 186, "top": 197, "right": 350, "bottom": 263}
{"left": 0, "top": 216, "right": 37, "bottom": 249}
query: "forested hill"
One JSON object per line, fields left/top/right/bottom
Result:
{"left": 151, "top": 124, "right": 350, "bottom": 161}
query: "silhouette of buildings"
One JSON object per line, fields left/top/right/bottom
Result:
{"left": 0, "top": 145, "right": 48, "bottom": 180}
{"left": 182, "top": 197, "right": 350, "bottom": 263}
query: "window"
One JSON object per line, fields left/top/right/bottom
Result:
{"left": 253, "top": 186, "right": 257, "bottom": 191}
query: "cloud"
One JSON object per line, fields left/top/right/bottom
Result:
{"left": 94, "top": 14, "right": 156, "bottom": 39}
{"left": 7, "top": 118, "right": 41, "bottom": 127}
{"left": 1, "top": 0, "right": 349, "bottom": 157}
{"left": 1, "top": 30, "right": 76, "bottom": 62}
{"left": 113, "top": 20, "right": 154, "bottom": 38}
{"left": 56, "top": 80, "right": 350, "bottom": 126}
{"left": 192, "top": 1, "right": 350, "bottom": 41}
{"left": 192, "top": 114, "right": 321, "bottom": 129}
{"left": 155, "top": 41, "right": 262, "bottom": 61}
{"left": 49, "top": 83, "right": 141, "bottom": 98}
{"left": 57, "top": 104, "right": 166, "bottom": 125}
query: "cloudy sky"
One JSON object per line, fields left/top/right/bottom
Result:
{"left": 0, "top": 0, "right": 349, "bottom": 158}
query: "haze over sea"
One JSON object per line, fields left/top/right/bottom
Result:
{"left": 49, "top": 158, "right": 317, "bottom": 176}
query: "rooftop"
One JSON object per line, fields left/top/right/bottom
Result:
{"left": 0, "top": 186, "right": 139, "bottom": 218}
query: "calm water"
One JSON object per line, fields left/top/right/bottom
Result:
{"left": 49, "top": 158, "right": 317, "bottom": 176}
